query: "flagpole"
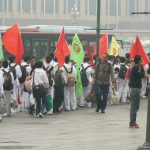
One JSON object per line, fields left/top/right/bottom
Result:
{"left": 96, "top": 0, "right": 101, "bottom": 61}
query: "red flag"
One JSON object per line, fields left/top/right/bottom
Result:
{"left": 93, "top": 34, "right": 108, "bottom": 58}
{"left": 2, "top": 24, "right": 24, "bottom": 64}
{"left": 55, "top": 28, "right": 70, "bottom": 67}
{"left": 130, "top": 36, "right": 149, "bottom": 64}
{"left": 85, "top": 42, "right": 94, "bottom": 65}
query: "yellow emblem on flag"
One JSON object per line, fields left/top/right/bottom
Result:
{"left": 109, "top": 36, "right": 120, "bottom": 56}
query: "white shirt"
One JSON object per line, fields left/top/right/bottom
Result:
{"left": 10, "top": 63, "right": 22, "bottom": 79}
{"left": 32, "top": 68, "right": 49, "bottom": 88}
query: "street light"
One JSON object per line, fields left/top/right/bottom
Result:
{"left": 70, "top": 3, "right": 80, "bottom": 26}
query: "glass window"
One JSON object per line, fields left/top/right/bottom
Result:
{"left": 41, "top": 0, "right": 58, "bottom": 14}
{"left": 118, "top": 0, "right": 121, "bottom": 16}
{"left": 8, "top": 0, "right": 13, "bottom": 12}
{"left": 110, "top": 0, "right": 117, "bottom": 16}
{"left": 106, "top": 0, "right": 108, "bottom": 15}
{"left": 45, "top": 0, "right": 54, "bottom": 14}
{"left": 145, "top": 0, "right": 149, "bottom": 16}
{"left": 4, "top": 0, "right": 7, "bottom": 12}
{"left": 89, "top": 0, "right": 96, "bottom": 16}
{"left": 136, "top": 0, "right": 139, "bottom": 12}
{"left": 129, "top": 0, "right": 135, "bottom": 15}
{"left": 32, "top": 0, "right": 36, "bottom": 13}
{"left": 0, "top": 0, "right": 2, "bottom": 12}
{"left": 22, "top": 0, "right": 31, "bottom": 13}
{"left": 64, "top": 0, "right": 79, "bottom": 14}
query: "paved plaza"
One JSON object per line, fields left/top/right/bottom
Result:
{"left": 0, "top": 99, "right": 148, "bottom": 150}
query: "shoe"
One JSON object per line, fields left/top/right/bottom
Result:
{"left": 39, "top": 113, "right": 43, "bottom": 118}
{"left": 36, "top": 114, "right": 40, "bottom": 118}
{"left": 53, "top": 111, "right": 60, "bottom": 114}
{"left": 95, "top": 108, "right": 100, "bottom": 112}
{"left": 129, "top": 124, "right": 139, "bottom": 129}
{"left": 47, "top": 111, "right": 53, "bottom": 115}
{"left": 141, "top": 95, "right": 146, "bottom": 99}
{"left": 101, "top": 110, "right": 105, "bottom": 113}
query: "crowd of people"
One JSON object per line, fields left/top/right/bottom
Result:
{"left": 0, "top": 52, "right": 149, "bottom": 129}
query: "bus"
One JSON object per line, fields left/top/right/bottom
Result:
{"left": 0, "top": 25, "right": 114, "bottom": 59}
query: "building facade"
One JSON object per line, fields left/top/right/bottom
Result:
{"left": 0, "top": 0, "right": 150, "bottom": 29}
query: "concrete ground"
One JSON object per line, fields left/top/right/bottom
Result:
{"left": 0, "top": 99, "right": 148, "bottom": 150}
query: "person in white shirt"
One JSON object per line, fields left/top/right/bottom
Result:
{"left": 9, "top": 56, "right": 22, "bottom": 112}
{"left": 20, "top": 56, "right": 31, "bottom": 111}
{"left": 32, "top": 61, "right": 49, "bottom": 118}
{"left": 117, "top": 57, "right": 129, "bottom": 104}
{"left": 1, "top": 60, "right": 14, "bottom": 117}
{"left": 79, "top": 57, "right": 94, "bottom": 107}
{"left": 61, "top": 56, "right": 77, "bottom": 111}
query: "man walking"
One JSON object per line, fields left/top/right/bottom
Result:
{"left": 94, "top": 53, "right": 114, "bottom": 113}
{"left": 129, "top": 55, "right": 145, "bottom": 128}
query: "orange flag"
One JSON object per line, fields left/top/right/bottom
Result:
{"left": 2, "top": 24, "right": 24, "bottom": 64}
{"left": 130, "top": 36, "right": 149, "bottom": 64}
{"left": 55, "top": 28, "right": 70, "bottom": 67}
{"left": 93, "top": 34, "right": 108, "bottom": 58}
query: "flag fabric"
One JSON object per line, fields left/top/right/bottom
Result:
{"left": 2, "top": 24, "right": 24, "bottom": 64}
{"left": 109, "top": 36, "right": 120, "bottom": 56}
{"left": 130, "top": 36, "right": 149, "bottom": 64}
{"left": 70, "top": 33, "right": 85, "bottom": 98}
{"left": 55, "top": 27, "right": 70, "bottom": 67}
{"left": 93, "top": 34, "right": 108, "bottom": 58}
{"left": 85, "top": 42, "right": 94, "bottom": 66}
{"left": 0, "top": 34, "right": 4, "bottom": 61}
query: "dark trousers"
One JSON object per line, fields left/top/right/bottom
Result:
{"left": 130, "top": 88, "right": 141, "bottom": 125}
{"left": 53, "top": 86, "right": 64, "bottom": 112}
{"left": 94, "top": 83, "right": 109, "bottom": 110}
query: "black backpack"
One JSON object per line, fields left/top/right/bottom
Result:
{"left": 9, "top": 64, "right": 17, "bottom": 80}
{"left": 45, "top": 66, "right": 54, "bottom": 86}
{"left": 19, "top": 65, "right": 29, "bottom": 83}
{"left": 80, "top": 64, "right": 91, "bottom": 87}
{"left": 54, "top": 69, "right": 65, "bottom": 87}
{"left": 118, "top": 64, "right": 127, "bottom": 79}
{"left": 2, "top": 70, "right": 13, "bottom": 91}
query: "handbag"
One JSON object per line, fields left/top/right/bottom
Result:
{"left": 85, "top": 91, "right": 95, "bottom": 102}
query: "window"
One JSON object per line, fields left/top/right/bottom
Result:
{"left": 129, "top": 0, "right": 135, "bottom": 15}
{"left": 41, "top": 0, "right": 58, "bottom": 14}
{"left": 64, "top": 0, "right": 80, "bottom": 14}
{"left": 22, "top": 0, "right": 31, "bottom": 13}
{"left": 110, "top": 0, "right": 117, "bottom": 16}
{"left": 145, "top": 0, "right": 149, "bottom": 16}
{"left": 32, "top": 0, "right": 36, "bottom": 13}
{"left": 0, "top": 0, "right": 2, "bottom": 12}
{"left": 8, "top": 0, "right": 13, "bottom": 12}
{"left": 89, "top": 0, "right": 96, "bottom": 15}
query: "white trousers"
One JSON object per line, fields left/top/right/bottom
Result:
{"left": 64, "top": 86, "right": 77, "bottom": 110}
{"left": 118, "top": 79, "right": 129, "bottom": 103}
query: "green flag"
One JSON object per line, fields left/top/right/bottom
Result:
{"left": 0, "top": 34, "right": 4, "bottom": 61}
{"left": 71, "top": 34, "right": 84, "bottom": 98}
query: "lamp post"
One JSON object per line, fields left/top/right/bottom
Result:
{"left": 70, "top": 3, "right": 80, "bottom": 26}
{"left": 96, "top": 0, "right": 101, "bottom": 61}
{"left": 131, "top": 11, "right": 150, "bottom": 150}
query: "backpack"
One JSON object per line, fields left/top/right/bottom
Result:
{"left": 9, "top": 64, "right": 17, "bottom": 80}
{"left": 45, "top": 66, "right": 54, "bottom": 86}
{"left": 19, "top": 65, "right": 29, "bottom": 83}
{"left": 147, "top": 63, "right": 150, "bottom": 74}
{"left": 118, "top": 64, "right": 127, "bottom": 79}
{"left": 80, "top": 64, "right": 91, "bottom": 87}
{"left": 2, "top": 70, "right": 13, "bottom": 91}
{"left": 54, "top": 69, "right": 65, "bottom": 87}
{"left": 63, "top": 65, "right": 75, "bottom": 87}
